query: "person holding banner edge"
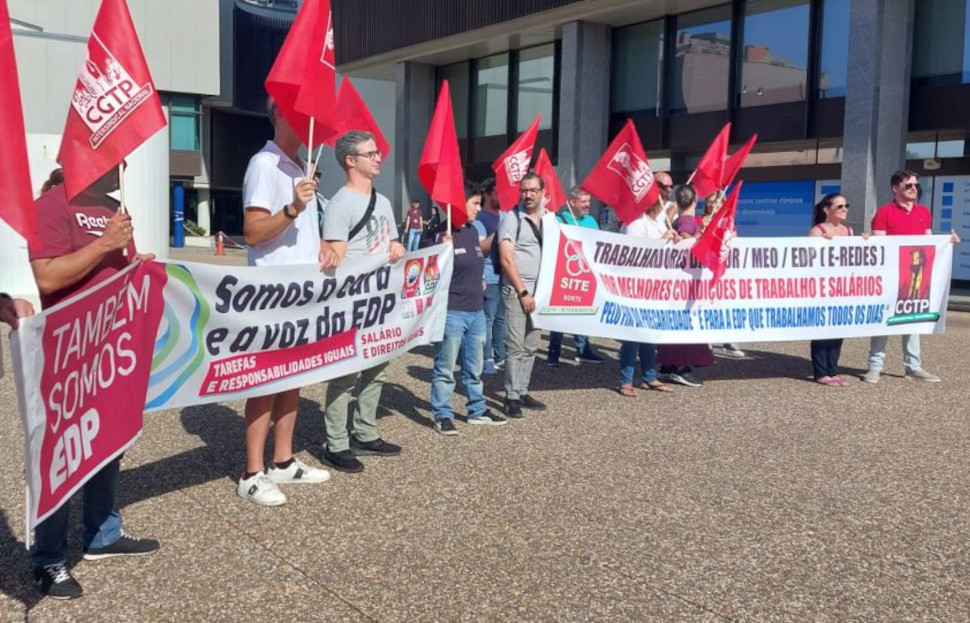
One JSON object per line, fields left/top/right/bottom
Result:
{"left": 237, "top": 98, "right": 333, "bottom": 507}
{"left": 27, "top": 167, "right": 159, "bottom": 600}
{"left": 0, "top": 292, "right": 33, "bottom": 329}
{"left": 320, "top": 130, "right": 406, "bottom": 472}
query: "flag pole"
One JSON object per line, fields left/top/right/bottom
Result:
{"left": 118, "top": 162, "right": 127, "bottom": 215}
{"left": 25, "top": 484, "right": 31, "bottom": 550}
{"left": 446, "top": 204, "right": 452, "bottom": 233}
{"left": 307, "top": 117, "right": 315, "bottom": 179}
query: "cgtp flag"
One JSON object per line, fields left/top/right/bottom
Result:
{"left": 58, "top": 0, "right": 166, "bottom": 201}
{"left": 533, "top": 148, "right": 566, "bottom": 212}
{"left": 691, "top": 123, "right": 731, "bottom": 199}
{"left": 720, "top": 133, "right": 757, "bottom": 192}
{"left": 418, "top": 81, "right": 467, "bottom": 227}
{"left": 581, "top": 119, "right": 659, "bottom": 226}
{"left": 323, "top": 77, "right": 391, "bottom": 157}
{"left": 0, "top": 0, "right": 38, "bottom": 246}
{"left": 691, "top": 180, "right": 743, "bottom": 285}
{"left": 265, "top": 0, "right": 338, "bottom": 148}
{"left": 492, "top": 113, "right": 541, "bottom": 211}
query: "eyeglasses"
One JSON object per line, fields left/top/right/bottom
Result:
{"left": 832, "top": 203, "right": 850, "bottom": 210}
{"left": 658, "top": 184, "right": 674, "bottom": 191}
{"left": 354, "top": 150, "right": 383, "bottom": 161}
{"left": 520, "top": 187, "right": 543, "bottom": 194}
{"left": 902, "top": 182, "right": 921, "bottom": 191}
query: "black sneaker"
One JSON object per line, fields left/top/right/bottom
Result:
{"left": 322, "top": 447, "right": 365, "bottom": 473}
{"left": 82, "top": 533, "right": 159, "bottom": 561}
{"left": 504, "top": 400, "right": 523, "bottom": 418}
{"left": 34, "top": 563, "right": 82, "bottom": 600}
{"left": 467, "top": 410, "right": 508, "bottom": 426}
{"left": 433, "top": 419, "right": 459, "bottom": 436}
{"left": 519, "top": 394, "right": 547, "bottom": 411}
{"left": 350, "top": 437, "right": 402, "bottom": 456}
{"left": 546, "top": 357, "right": 561, "bottom": 367}
{"left": 575, "top": 352, "right": 604, "bottom": 364}
{"left": 667, "top": 367, "right": 702, "bottom": 387}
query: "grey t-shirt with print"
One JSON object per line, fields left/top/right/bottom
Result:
{"left": 498, "top": 207, "right": 546, "bottom": 289}
{"left": 323, "top": 186, "right": 397, "bottom": 259}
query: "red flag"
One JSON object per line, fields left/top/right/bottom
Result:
{"left": 492, "top": 113, "right": 541, "bottom": 211}
{"left": 418, "top": 80, "right": 467, "bottom": 227}
{"left": 580, "top": 119, "right": 659, "bottom": 226}
{"left": 323, "top": 78, "right": 391, "bottom": 156}
{"left": 58, "top": 0, "right": 166, "bottom": 200}
{"left": 265, "top": 0, "right": 338, "bottom": 148}
{"left": 533, "top": 148, "right": 566, "bottom": 212}
{"left": 691, "top": 181, "right": 742, "bottom": 285}
{"left": 0, "top": 0, "right": 38, "bottom": 246}
{"left": 720, "top": 133, "right": 757, "bottom": 191}
{"left": 691, "top": 123, "right": 731, "bottom": 199}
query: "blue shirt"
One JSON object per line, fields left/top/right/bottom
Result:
{"left": 474, "top": 211, "right": 504, "bottom": 285}
{"left": 557, "top": 208, "right": 599, "bottom": 230}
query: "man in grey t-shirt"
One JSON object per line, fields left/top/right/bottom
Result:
{"left": 498, "top": 172, "right": 548, "bottom": 418}
{"left": 320, "top": 130, "right": 405, "bottom": 474}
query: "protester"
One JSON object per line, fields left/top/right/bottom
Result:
{"left": 547, "top": 186, "right": 604, "bottom": 366}
{"left": 430, "top": 183, "right": 508, "bottom": 434}
{"left": 27, "top": 167, "right": 159, "bottom": 599}
{"left": 616, "top": 200, "right": 678, "bottom": 396}
{"left": 598, "top": 204, "right": 621, "bottom": 233}
{"left": 864, "top": 170, "right": 960, "bottom": 383}
{"left": 39, "top": 168, "right": 64, "bottom": 194}
{"left": 321, "top": 130, "right": 406, "bottom": 470}
{"left": 808, "top": 193, "right": 862, "bottom": 386}
{"left": 425, "top": 204, "right": 444, "bottom": 247}
{"left": 237, "top": 99, "right": 332, "bottom": 506}
{"left": 405, "top": 201, "right": 424, "bottom": 252}
{"left": 696, "top": 189, "right": 746, "bottom": 359}
{"left": 653, "top": 171, "right": 676, "bottom": 226}
{"left": 477, "top": 178, "right": 507, "bottom": 374}
{"left": 498, "top": 172, "right": 548, "bottom": 417}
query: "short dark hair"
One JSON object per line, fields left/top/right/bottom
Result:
{"left": 481, "top": 177, "right": 496, "bottom": 195}
{"left": 891, "top": 169, "right": 919, "bottom": 188}
{"left": 520, "top": 172, "right": 544, "bottom": 190}
{"left": 465, "top": 180, "right": 484, "bottom": 200}
{"left": 675, "top": 184, "right": 696, "bottom": 211}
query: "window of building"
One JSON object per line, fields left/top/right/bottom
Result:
{"left": 474, "top": 53, "right": 509, "bottom": 137}
{"left": 516, "top": 44, "right": 555, "bottom": 132}
{"left": 670, "top": 5, "right": 733, "bottom": 115}
{"left": 611, "top": 20, "right": 664, "bottom": 114}
{"left": 818, "top": 0, "right": 849, "bottom": 97}
{"left": 913, "top": 0, "right": 970, "bottom": 86}
{"left": 738, "top": 0, "right": 810, "bottom": 108}
{"left": 168, "top": 96, "right": 201, "bottom": 152}
{"left": 440, "top": 62, "right": 470, "bottom": 138}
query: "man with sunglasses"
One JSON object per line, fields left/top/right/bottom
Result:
{"left": 864, "top": 169, "right": 960, "bottom": 383}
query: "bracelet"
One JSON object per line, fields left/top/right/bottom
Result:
{"left": 518, "top": 289, "right": 529, "bottom": 299}
{"left": 283, "top": 204, "right": 297, "bottom": 220}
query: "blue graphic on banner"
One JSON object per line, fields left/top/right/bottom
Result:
{"left": 735, "top": 180, "right": 815, "bottom": 237}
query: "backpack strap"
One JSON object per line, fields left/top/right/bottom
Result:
{"left": 348, "top": 188, "right": 377, "bottom": 241}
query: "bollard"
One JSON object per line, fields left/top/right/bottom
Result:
{"left": 215, "top": 231, "right": 225, "bottom": 256}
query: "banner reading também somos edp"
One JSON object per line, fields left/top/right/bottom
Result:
{"left": 12, "top": 245, "right": 452, "bottom": 528}
{"left": 532, "top": 215, "right": 952, "bottom": 344}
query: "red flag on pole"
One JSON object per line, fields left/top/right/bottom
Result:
{"left": 691, "top": 122, "right": 731, "bottom": 198}
{"left": 323, "top": 78, "right": 391, "bottom": 157}
{"left": 419, "top": 80, "right": 467, "bottom": 227}
{"left": 533, "top": 148, "right": 566, "bottom": 212}
{"left": 720, "top": 133, "right": 757, "bottom": 191}
{"left": 58, "top": 0, "right": 166, "bottom": 201}
{"left": 265, "top": 0, "right": 338, "bottom": 147}
{"left": 0, "top": 0, "right": 39, "bottom": 246}
{"left": 492, "top": 113, "right": 541, "bottom": 211}
{"left": 690, "top": 180, "right": 742, "bottom": 285}
{"left": 580, "top": 119, "right": 659, "bottom": 227}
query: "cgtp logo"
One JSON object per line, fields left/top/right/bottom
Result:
{"left": 320, "top": 10, "right": 335, "bottom": 70}
{"left": 607, "top": 143, "right": 654, "bottom": 202}
{"left": 504, "top": 148, "right": 532, "bottom": 185}
{"left": 888, "top": 245, "right": 939, "bottom": 325}
{"left": 401, "top": 258, "right": 423, "bottom": 299}
{"left": 70, "top": 33, "right": 154, "bottom": 149}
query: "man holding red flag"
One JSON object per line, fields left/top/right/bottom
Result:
{"left": 321, "top": 130, "right": 405, "bottom": 473}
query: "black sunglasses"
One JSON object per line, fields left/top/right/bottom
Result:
{"left": 902, "top": 182, "right": 921, "bottom": 190}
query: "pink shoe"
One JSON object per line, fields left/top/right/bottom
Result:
{"left": 833, "top": 376, "right": 848, "bottom": 386}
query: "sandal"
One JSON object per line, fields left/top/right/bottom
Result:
{"left": 638, "top": 380, "right": 674, "bottom": 393}
{"left": 616, "top": 384, "right": 638, "bottom": 397}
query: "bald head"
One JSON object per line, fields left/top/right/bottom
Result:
{"left": 655, "top": 171, "right": 673, "bottom": 202}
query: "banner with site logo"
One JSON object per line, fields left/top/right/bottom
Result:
{"left": 12, "top": 246, "right": 452, "bottom": 529}
{"left": 532, "top": 215, "right": 952, "bottom": 344}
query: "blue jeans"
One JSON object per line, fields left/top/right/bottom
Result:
{"left": 548, "top": 332, "right": 589, "bottom": 360}
{"left": 32, "top": 456, "right": 123, "bottom": 568}
{"left": 868, "top": 334, "right": 921, "bottom": 372}
{"left": 406, "top": 229, "right": 422, "bottom": 251}
{"left": 618, "top": 342, "right": 658, "bottom": 386}
{"left": 483, "top": 283, "right": 506, "bottom": 362}
{"left": 431, "top": 310, "right": 487, "bottom": 420}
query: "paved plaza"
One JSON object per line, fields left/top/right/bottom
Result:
{"left": 1, "top": 310, "right": 968, "bottom": 621}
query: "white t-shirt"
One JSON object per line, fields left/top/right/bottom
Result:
{"left": 621, "top": 211, "right": 668, "bottom": 240}
{"left": 243, "top": 140, "right": 320, "bottom": 266}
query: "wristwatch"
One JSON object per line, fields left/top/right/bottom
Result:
{"left": 518, "top": 289, "right": 529, "bottom": 299}
{"left": 283, "top": 204, "right": 298, "bottom": 219}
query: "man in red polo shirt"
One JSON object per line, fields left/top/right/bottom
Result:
{"left": 864, "top": 169, "right": 960, "bottom": 383}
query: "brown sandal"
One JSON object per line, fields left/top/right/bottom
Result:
{"left": 616, "top": 384, "right": 638, "bottom": 397}
{"left": 638, "top": 380, "right": 674, "bottom": 393}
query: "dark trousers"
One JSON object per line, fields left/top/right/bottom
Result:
{"left": 810, "top": 339, "right": 844, "bottom": 379}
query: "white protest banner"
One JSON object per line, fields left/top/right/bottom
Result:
{"left": 532, "top": 215, "right": 952, "bottom": 344}
{"left": 12, "top": 245, "right": 452, "bottom": 528}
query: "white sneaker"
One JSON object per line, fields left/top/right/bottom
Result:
{"left": 861, "top": 369, "right": 881, "bottom": 384}
{"left": 904, "top": 369, "right": 941, "bottom": 382}
{"left": 237, "top": 472, "right": 287, "bottom": 506}
{"left": 267, "top": 458, "right": 331, "bottom": 484}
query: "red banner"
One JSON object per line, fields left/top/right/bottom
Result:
{"left": 534, "top": 148, "right": 566, "bottom": 213}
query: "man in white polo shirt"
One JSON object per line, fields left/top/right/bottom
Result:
{"left": 236, "top": 99, "right": 331, "bottom": 506}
